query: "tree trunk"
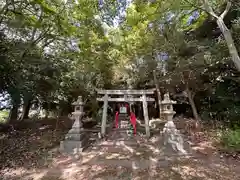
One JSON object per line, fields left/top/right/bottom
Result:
{"left": 186, "top": 88, "right": 200, "bottom": 120}
{"left": 20, "top": 98, "right": 32, "bottom": 121}
{"left": 153, "top": 70, "right": 162, "bottom": 118}
{"left": 8, "top": 105, "right": 19, "bottom": 123}
{"left": 45, "top": 109, "right": 49, "bottom": 119}
{"left": 8, "top": 92, "right": 21, "bottom": 124}
{"left": 217, "top": 18, "right": 240, "bottom": 71}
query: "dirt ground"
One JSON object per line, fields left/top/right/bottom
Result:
{"left": 1, "top": 118, "right": 240, "bottom": 180}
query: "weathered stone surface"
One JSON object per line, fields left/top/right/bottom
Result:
{"left": 60, "top": 138, "right": 89, "bottom": 154}
{"left": 99, "top": 140, "right": 139, "bottom": 147}
{"left": 161, "top": 93, "right": 176, "bottom": 122}
{"left": 149, "top": 118, "right": 166, "bottom": 129}
{"left": 65, "top": 131, "right": 86, "bottom": 141}
{"left": 66, "top": 127, "right": 81, "bottom": 134}
{"left": 60, "top": 127, "right": 90, "bottom": 154}
{"left": 162, "top": 120, "right": 187, "bottom": 155}
{"left": 59, "top": 95, "right": 91, "bottom": 155}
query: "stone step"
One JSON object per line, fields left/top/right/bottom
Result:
{"left": 119, "top": 119, "right": 130, "bottom": 121}
{"left": 92, "top": 146, "right": 156, "bottom": 155}
{"left": 118, "top": 118, "right": 130, "bottom": 121}
{"left": 85, "top": 157, "right": 188, "bottom": 170}
{"left": 90, "top": 146, "right": 140, "bottom": 154}
{"left": 119, "top": 124, "right": 131, "bottom": 127}
{"left": 118, "top": 114, "right": 128, "bottom": 116}
{"left": 98, "top": 140, "right": 139, "bottom": 147}
{"left": 106, "top": 134, "right": 136, "bottom": 140}
{"left": 89, "top": 143, "right": 193, "bottom": 158}
{"left": 118, "top": 117, "right": 129, "bottom": 120}
{"left": 118, "top": 119, "right": 129, "bottom": 121}
{"left": 99, "top": 139, "right": 139, "bottom": 145}
{"left": 119, "top": 121, "right": 130, "bottom": 124}
{"left": 119, "top": 122, "right": 130, "bottom": 125}
{"left": 112, "top": 128, "right": 132, "bottom": 131}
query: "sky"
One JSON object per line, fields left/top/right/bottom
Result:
{"left": 112, "top": 0, "right": 132, "bottom": 27}
{"left": 0, "top": 93, "right": 10, "bottom": 109}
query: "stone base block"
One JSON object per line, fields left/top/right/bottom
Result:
{"left": 60, "top": 138, "right": 89, "bottom": 155}
{"left": 65, "top": 132, "right": 86, "bottom": 141}
{"left": 67, "top": 127, "right": 84, "bottom": 134}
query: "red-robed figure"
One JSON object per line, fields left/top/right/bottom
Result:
{"left": 115, "top": 103, "right": 137, "bottom": 135}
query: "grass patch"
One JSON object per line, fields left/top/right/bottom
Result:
{"left": 0, "top": 110, "right": 9, "bottom": 124}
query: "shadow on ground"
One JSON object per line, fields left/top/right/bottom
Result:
{"left": 0, "top": 117, "right": 72, "bottom": 170}
{"left": 1, "top": 127, "right": 240, "bottom": 180}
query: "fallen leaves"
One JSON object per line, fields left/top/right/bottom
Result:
{"left": 1, "top": 117, "right": 240, "bottom": 180}
{"left": 0, "top": 118, "right": 72, "bottom": 170}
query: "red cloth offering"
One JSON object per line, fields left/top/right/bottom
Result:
{"left": 130, "top": 112, "right": 137, "bottom": 134}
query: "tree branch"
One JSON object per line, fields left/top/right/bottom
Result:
{"left": 33, "top": 26, "right": 53, "bottom": 45}
{"left": 183, "top": 0, "right": 207, "bottom": 13}
{"left": 183, "top": 0, "right": 218, "bottom": 18}
{"left": 220, "top": 1, "right": 231, "bottom": 19}
{"left": 30, "top": 8, "right": 44, "bottom": 42}
{"left": 0, "top": 7, "right": 8, "bottom": 25}
{"left": 202, "top": 0, "right": 218, "bottom": 18}
{"left": 42, "top": 38, "right": 55, "bottom": 48}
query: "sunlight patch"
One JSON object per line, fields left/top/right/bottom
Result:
{"left": 121, "top": 141, "right": 135, "bottom": 153}
{"left": 132, "top": 161, "right": 139, "bottom": 170}
{"left": 106, "top": 153, "right": 119, "bottom": 159}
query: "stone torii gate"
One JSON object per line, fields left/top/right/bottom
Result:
{"left": 96, "top": 89, "right": 155, "bottom": 137}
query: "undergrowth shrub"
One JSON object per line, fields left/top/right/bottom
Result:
{"left": 221, "top": 128, "right": 240, "bottom": 151}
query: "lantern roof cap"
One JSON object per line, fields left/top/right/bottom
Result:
{"left": 161, "top": 93, "right": 176, "bottom": 104}
{"left": 161, "top": 100, "right": 177, "bottom": 104}
{"left": 72, "top": 96, "right": 84, "bottom": 105}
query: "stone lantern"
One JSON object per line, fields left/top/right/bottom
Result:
{"left": 60, "top": 96, "right": 89, "bottom": 155}
{"left": 71, "top": 96, "right": 84, "bottom": 128}
{"left": 161, "top": 93, "right": 176, "bottom": 121}
{"left": 65, "top": 96, "right": 84, "bottom": 139}
{"left": 161, "top": 93, "right": 187, "bottom": 155}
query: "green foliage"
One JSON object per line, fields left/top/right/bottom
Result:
{"left": 182, "top": 12, "right": 208, "bottom": 31}
{"left": 0, "top": 110, "right": 9, "bottom": 123}
{"left": 221, "top": 128, "right": 240, "bottom": 151}
{"left": 0, "top": 0, "right": 239, "bottom": 126}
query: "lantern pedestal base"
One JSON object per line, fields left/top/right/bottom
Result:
{"left": 60, "top": 139, "right": 88, "bottom": 155}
